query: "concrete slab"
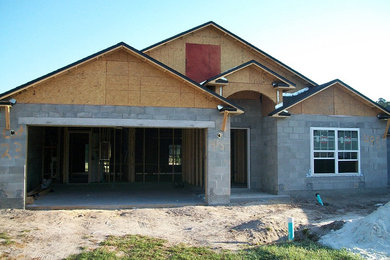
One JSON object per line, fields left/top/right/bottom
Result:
{"left": 230, "top": 189, "right": 290, "bottom": 203}
{"left": 27, "top": 183, "right": 205, "bottom": 210}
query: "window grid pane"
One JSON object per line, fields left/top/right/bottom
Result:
{"left": 313, "top": 129, "right": 359, "bottom": 174}
{"left": 313, "top": 130, "right": 335, "bottom": 151}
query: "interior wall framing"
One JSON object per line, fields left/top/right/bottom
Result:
{"left": 26, "top": 126, "right": 207, "bottom": 190}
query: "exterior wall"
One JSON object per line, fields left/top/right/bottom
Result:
{"left": 223, "top": 66, "right": 280, "bottom": 104}
{"left": 207, "top": 115, "right": 231, "bottom": 204}
{"left": 276, "top": 114, "right": 388, "bottom": 193}
{"left": 0, "top": 103, "right": 231, "bottom": 208}
{"left": 289, "top": 85, "right": 378, "bottom": 117}
{"left": 13, "top": 49, "right": 219, "bottom": 109}
{"left": 145, "top": 26, "right": 310, "bottom": 90}
{"left": 0, "top": 107, "right": 26, "bottom": 208}
{"left": 260, "top": 117, "right": 278, "bottom": 193}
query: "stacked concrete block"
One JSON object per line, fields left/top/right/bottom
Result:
{"left": 276, "top": 114, "right": 388, "bottom": 193}
{"left": 0, "top": 103, "right": 231, "bottom": 208}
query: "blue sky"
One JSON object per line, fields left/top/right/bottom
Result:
{"left": 1, "top": 0, "right": 389, "bottom": 101}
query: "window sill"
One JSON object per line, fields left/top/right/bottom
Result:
{"left": 307, "top": 173, "right": 362, "bottom": 177}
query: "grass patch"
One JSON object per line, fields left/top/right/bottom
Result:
{"left": 0, "top": 232, "right": 14, "bottom": 245}
{"left": 67, "top": 235, "right": 362, "bottom": 260}
{"left": 245, "top": 240, "right": 363, "bottom": 260}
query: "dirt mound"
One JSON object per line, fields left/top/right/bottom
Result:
{"left": 295, "top": 220, "right": 345, "bottom": 241}
{"left": 320, "top": 202, "right": 390, "bottom": 259}
{"left": 230, "top": 219, "right": 288, "bottom": 244}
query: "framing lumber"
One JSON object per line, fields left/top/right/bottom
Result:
{"left": 221, "top": 111, "right": 229, "bottom": 132}
{"left": 143, "top": 128, "right": 145, "bottom": 184}
{"left": 384, "top": 120, "right": 390, "bottom": 139}
{"left": 128, "top": 128, "right": 135, "bottom": 182}
{"left": 62, "top": 127, "right": 69, "bottom": 183}
{"left": 158, "top": 128, "right": 160, "bottom": 183}
{"left": 3, "top": 106, "right": 11, "bottom": 130}
{"left": 113, "top": 129, "right": 116, "bottom": 182}
{"left": 172, "top": 128, "right": 175, "bottom": 182}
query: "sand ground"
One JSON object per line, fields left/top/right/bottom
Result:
{"left": 0, "top": 191, "right": 389, "bottom": 259}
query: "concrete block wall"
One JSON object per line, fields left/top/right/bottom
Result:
{"left": 276, "top": 114, "right": 388, "bottom": 193}
{"left": 260, "top": 117, "right": 278, "bottom": 193}
{"left": 206, "top": 115, "right": 231, "bottom": 204}
{"left": 0, "top": 106, "right": 27, "bottom": 208}
{"left": 0, "top": 103, "right": 232, "bottom": 208}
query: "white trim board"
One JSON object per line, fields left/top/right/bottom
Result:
{"left": 309, "top": 127, "right": 361, "bottom": 176}
{"left": 18, "top": 117, "right": 216, "bottom": 128}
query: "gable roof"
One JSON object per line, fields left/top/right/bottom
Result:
{"left": 0, "top": 42, "right": 244, "bottom": 114}
{"left": 142, "top": 21, "right": 318, "bottom": 87}
{"left": 201, "top": 60, "right": 296, "bottom": 88}
{"left": 269, "top": 79, "right": 390, "bottom": 116}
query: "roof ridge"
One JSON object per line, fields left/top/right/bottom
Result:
{"left": 142, "top": 21, "right": 318, "bottom": 86}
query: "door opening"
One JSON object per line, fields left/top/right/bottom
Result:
{"left": 231, "top": 128, "right": 248, "bottom": 188}
{"left": 69, "top": 132, "right": 90, "bottom": 183}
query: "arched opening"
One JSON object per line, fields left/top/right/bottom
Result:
{"left": 227, "top": 90, "right": 277, "bottom": 190}
{"left": 227, "top": 90, "right": 276, "bottom": 117}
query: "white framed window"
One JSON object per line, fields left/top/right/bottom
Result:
{"left": 168, "top": 144, "right": 181, "bottom": 166}
{"left": 310, "top": 127, "right": 360, "bottom": 176}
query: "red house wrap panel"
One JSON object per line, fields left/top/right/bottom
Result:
{"left": 186, "top": 43, "right": 221, "bottom": 83}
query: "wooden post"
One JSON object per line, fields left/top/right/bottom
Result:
{"left": 119, "top": 128, "right": 123, "bottom": 181}
{"left": 128, "top": 128, "right": 135, "bottom": 182}
{"left": 384, "top": 120, "right": 390, "bottom": 139}
{"left": 113, "top": 129, "right": 116, "bottom": 182}
{"left": 41, "top": 128, "right": 46, "bottom": 180}
{"left": 191, "top": 129, "right": 195, "bottom": 185}
{"left": 172, "top": 128, "right": 175, "bottom": 182}
{"left": 195, "top": 130, "right": 199, "bottom": 186}
{"left": 63, "top": 127, "right": 69, "bottom": 184}
{"left": 204, "top": 129, "right": 208, "bottom": 200}
{"left": 158, "top": 128, "right": 160, "bottom": 183}
{"left": 221, "top": 111, "right": 229, "bottom": 132}
{"left": 4, "top": 106, "right": 10, "bottom": 130}
{"left": 88, "top": 131, "right": 92, "bottom": 183}
{"left": 200, "top": 130, "right": 204, "bottom": 187}
{"left": 56, "top": 127, "right": 61, "bottom": 180}
{"left": 143, "top": 128, "right": 145, "bottom": 184}
{"left": 98, "top": 128, "right": 101, "bottom": 182}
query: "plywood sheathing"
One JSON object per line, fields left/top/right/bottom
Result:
{"left": 261, "top": 95, "right": 277, "bottom": 116}
{"left": 227, "top": 91, "right": 261, "bottom": 100}
{"left": 145, "top": 25, "right": 308, "bottom": 90}
{"left": 288, "top": 83, "right": 378, "bottom": 117}
{"left": 12, "top": 49, "right": 219, "bottom": 109}
{"left": 223, "top": 66, "right": 279, "bottom": 104}
{"left": 228, "top": 91, "right": 275, "bottom": 117}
